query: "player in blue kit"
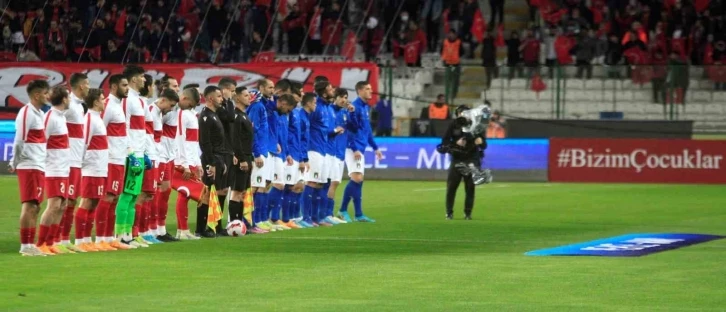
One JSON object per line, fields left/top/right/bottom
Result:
{"left": 268, "top": 86, "right": 298, "bottom": 230}
{"left": 280, "top": 84, "right": 309, "bottom": 228}
{"left": 317, "top": 80, "right": 342, "bottom": 226}
{"left": 247, "top": 80, "right": 272, "bottom": 232}
{"left": 325, "top": 88, "right": 358, "bottom": 224}
{"left": 338, "top": 81, "right": 383, "bottom": 222}
{"left": 296, "top": 93, "right": 316, "bottom": 226}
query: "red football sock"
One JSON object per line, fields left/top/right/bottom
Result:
{"left": 30, "top": 226, "right": 36, "bottom": 245}
{"left": 149, "top": 197, "right": 158, "bottom": 231}
{"left": 157, "top": 189, "right": 171, "bottom": 228}
{"left": 107, "top": 198, "right": 117, "bottom": 237}
{"left": 95, "top": 200, "right": 111, "bottom": 238}
{"left": 176, "top": 195, "right": 189, "bottom": 231}
{"left": 48, "top": 224, "right": 60, "bottom": 246}
{"left": 85, "top": 209, "right": 96, "bottom": 239}
{"left": 74, "top": 208, "right": 88, "bottom": 241}
{"left": 36, "top": 225, "right": 49, "bottom": 247}
{"left": 61, "top": 204, "right": 75, "bottom": 240}
{"left": 132, "top": 204, "right": 142, "bottom": 237}
{"left": 20, "top": 228, "right": 31, "bottom": 244}
{"left": 140, "top": 201, "right": 150, "bottom": 233}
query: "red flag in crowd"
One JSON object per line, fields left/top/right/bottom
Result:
{"left": 623, "top": 47, "right": 650, "bottom": 64}
{"left": 442, "top": 9, "right": 450, "bottom": 35}
{"left": 706, "top": 65, "right": 726, "bottom": 83}
{"left": 322, "top": 19, "right": 343, "bottom": 46}
{"left": 531, "top": 73, "right": 546, "bottom": 96}
{"left": 631, "top": 66, "right": 653, "bottom": 85}
{"left": 670, "top": 38, "right": 687, "bottom": 59}
{"left": 554, "top": 35, "right": 575, "bottom": 64}
{"left": 495, "top": 24, "right": 505, "bottom": 47}
{"left": 278, "top": 0, "right": 289, "bottom": 19}
{"left": 342, "top": 32, "right": 357, "bottom": 61}
{"left": 471, "top": 9, "right": 486, "bottom": 42}
{"left": 404, "top": 41, "right": 420, "bottom": 65}
{"left": 307, "top": 7, "right": 322, "bottom": 38}
{"left": 114, "top": 10, "right": 127, "bottom": 37}
{"left": 253, "top": 51, "right": 276, "bottom": 63}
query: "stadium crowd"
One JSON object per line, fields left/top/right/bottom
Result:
{"left": 11, "top": 64, "right": 382, "bottom": 256}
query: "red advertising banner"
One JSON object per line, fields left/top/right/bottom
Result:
{"left": 0, "top": 62, "right": 379, "bottom": 111}
{"left": 549, "top": 138, "right": 726, "bottom": 184}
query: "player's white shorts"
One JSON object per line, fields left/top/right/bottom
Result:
{"left": 284, "top": 160, "right": 303, "bottom": 185}
{"left": 305, "top": 151, "right": 327, "bottom": 183}
{"left": 270, "top": 156, "right": 285, "bottom": 184}
{"left": 325, "top": 154, "right": 337, "bottom": 181}
{"left": 345, "top": 148, "right": 365, "bottom": 176}
{"left": 329, "top": 157, "right": 345, "bottom": 183}
{"left": 251, "top": 153, "right": 269, "bottom": 188}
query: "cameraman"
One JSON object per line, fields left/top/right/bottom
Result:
{"left": 441, "top": 105, "right": 486, "bottom": 220}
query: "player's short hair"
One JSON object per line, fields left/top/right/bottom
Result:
{"left": 275, "top": 78, "right": 291, "bottom": 93}
{"left": 141, "top": 74, "right": 154, "bottom": 97}
{"left": 234, "top": 86, "right": 247, "bottom": 94}
{"left": 155, "top": 75, "right": 176, "bottom": 94}
{"left": 84, "top": 88, "right": 103, "bottom": 110}
{"left": 334, "top": 88, "right": 348, "bottom": 98}
{"left": 122, "top": 64, "right": 145, "bottom": 81}
{"left": 183, "top": 83, "right": 199, "bottom": 90}
{"left": 302, "top": 92, "right": 316, "bottom": 106}
{"left": 204, "top": 85, "right": 221, "bottom": 97}
{"left": 109, "top": 74, "right": 126, "bottom": 87}
{"left": 314, "top": 81, "right": 330, "bottom": 96}
{"left": 183, "top": 88, "right": 200, "bottom": 104}
{"left": 69, "top": 73, "right": 88, "bottom": 88}
{"left": 257, "top": 79, "right": 272, "bottom": 89}
{"left": 26, "top": 79, "right": 50, "bottom": 96}
{"left": 290, "top": 81, "right": 303, "bottom": 96}
{"left": 159, "top": 88, "right": 179, "bottom": 102}
{"left": 355, "top": 81, "right": 370, "bottom": 91}
{"left": 50, "top": 86, "right": 69, "bottom": 106}
{"left": 278, "top": 94, "right": 296, "bottom": 107}
{"left": 218, "top": 77, "right": 237, "bottom": 89}
{"left": 314, "top": 76, "right": 329, "bottom": 84}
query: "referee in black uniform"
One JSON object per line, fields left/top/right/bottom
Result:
{"left": 228, "top": 86, "right": 254, "bottom": 230}
{"left": 197, "top": 86, "right": 233, "bottom": 237}
{"left": 441, "top": 105, "right": 487, "bottom": 220}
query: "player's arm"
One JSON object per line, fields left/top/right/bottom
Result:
{"left": 249, "top": 105, "right": 266, "bottom": 158}
{"left": 231, "top": 113, "right": 245, "bottom": 161}
{"left": 299, "top": 117, "right": 309, "bottom": 162}
{"left": 198, "top": 112, "right": 216, "bottom": 166}
{"left": 9, "top": 109, "right": 26, "bottom": 171}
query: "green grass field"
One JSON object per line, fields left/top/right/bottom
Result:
{"left": 1, "top": 176, "right": 725, "bottom": 311}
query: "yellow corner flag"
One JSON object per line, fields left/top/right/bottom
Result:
{"left": 243, "top": 188, "right": 254, "bottom": 225}
{"left": 207, "top": 185, "right": 223, "bottom": 232}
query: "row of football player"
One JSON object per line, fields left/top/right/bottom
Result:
{"left": 10, "top": 66, "right": 383, "bottom": 256}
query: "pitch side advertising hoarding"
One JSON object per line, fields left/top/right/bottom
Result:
{"left": 549, "top": 138, "right": 726, "bottom": 184}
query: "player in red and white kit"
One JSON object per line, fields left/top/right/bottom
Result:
{"left": 39, "top": 87, "right": 73, "bottom": 255}
{"left": 134, "top": 75, "right": 160, "bottom": 244}
{"left": 121, "top": 65, "right": 152, "bottom": 248}
{"left": 154, "top": 76, "right": 181, "bottom": 242}
{"left": 101, "top": 74, "right": 132, "bottom": 250}
{"left": 74, "top": 88, "right": 112, "bottom": 252}
{"left": 56, "top": 73, "right": 89, "bottom": 253}
{"left": 173, "top": 87, "right": 204, "bottom": 240}
{"left": 11, "top": 80, "right": 50, "bottom": 256}
{"left": 137, "top": 75, "right": 178, "bottom": 243}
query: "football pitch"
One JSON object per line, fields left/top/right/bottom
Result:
{"left": 1, "top": 176, "right": 725, "bottom": 311}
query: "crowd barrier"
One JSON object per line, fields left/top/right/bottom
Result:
{"left": 1, "top": 124, "right": 722, "bottom": 183}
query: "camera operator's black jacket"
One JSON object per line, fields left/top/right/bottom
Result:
{"left": 441, "top": 119, "right": 487, "bottom": 163}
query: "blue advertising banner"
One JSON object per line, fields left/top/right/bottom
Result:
{"left": 526, "top": 233, "right": 724, "bottom": 257}
{"left": 357, "top": 138, "right": 548, "bottom": 171}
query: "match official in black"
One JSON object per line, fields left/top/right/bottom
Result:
{"left": 228, "top": 86, "right": 254, "bottom": 229}
{"left": 440, "top": 105, "right": 487, "bottom": 220}
{"left": 198, "top": 86, "right": 233, "bottom": 237}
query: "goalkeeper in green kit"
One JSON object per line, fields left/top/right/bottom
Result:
{"left": 115, "top": 65, "right": 154, "bottom": 248}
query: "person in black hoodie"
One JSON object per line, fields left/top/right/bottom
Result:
{"left": 506, "top": 30, "right": 523, "bottom": 79}
{"left": 439, "top": 105, "right": 487, "bottom": 220}
{"left": 481, "top": 30, "right": 498, "bottom": 89}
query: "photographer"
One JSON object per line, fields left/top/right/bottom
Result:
{"left": 440, "top": 105, "right": 487, "bottom": 220}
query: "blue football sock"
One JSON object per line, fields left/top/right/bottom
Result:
{"left": 305, "top": 186, "right": 317, "bottom": 222}
{"left": 269, "top": 188, "right": 282, "bottom": 222}
{"left": 328, "top": 198, "right": 335, "bottom": 218}
{"left": 315, "top": 187, "right": 327, "bottom": 221}
{"left": 252, "top": 193, "right": 261, "bottom": 223}
{"left": 259, "top": 192, "right": 269, "bottom": 222}
{"left": 340, "top": 181, "right": 353, "bottom": 212}
{"left": 281, "top": 189, "right": 291, "bottom": 222}
{"left": 352, "top": 181, "right": 363, "bottom": 217}
{"left": 296, "top": 192, "right": 304, "bottom": 219}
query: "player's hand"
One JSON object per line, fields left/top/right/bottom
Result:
{"left": 474, "top": 137, "right": 483, "bottom": 145}
{"left": 347, "top": 103, "right": 355, "bottom": 112}
{"left": 182, "top": 167, "right": 192, "bottom": 180}
{"left": 335, "top": 126, "right": 345, "bottom": 134}
{"left": 255, "top": 156, "right": 264, "bottom": 168}
{"left": 196, "top": 167, "right": 203, "bottom": 180}
{"left": 233, "top": 156, "right": 238, "bottom": 165}
{"left": 240, "top": 161, "right": 249, "bottom": 172}
{"left": 354, "top": 151, "right": 362, "bottom": 161}
{"left": 304, "top": 162, "right": 310, "bottom": 172}
{"left": 277, "top": 144, "right": 281, "bottom": 154}
{"left": 206, "top": 166, "right": 216, "bottom": 179}
{"left": 457, "top": 138, "right": 466, "bottom": 147}
{"left": 375, "top": 149, "right": 383, "bottom": 160}
{"left": 286, "top": 155, "right": 294, "bottom": 166}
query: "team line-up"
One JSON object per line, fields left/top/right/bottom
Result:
{"left": 11, "top": 64, "right": 382, "bottom": 256}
